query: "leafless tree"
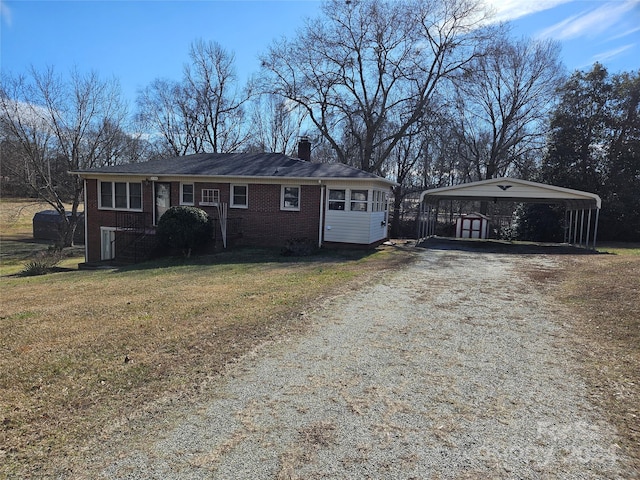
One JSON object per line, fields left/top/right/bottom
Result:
{"left": 184, "top": 39, "right": 250, "bottom": 152}
{"left": 259, "top": 0, "right": 494, "bottom": 173}
{"left": 137, "top": 78, "right": 197, "bottom": 156}
{"left": 452, "top": 35, "right": 564, "bottom": 181}
{"left": 247, "top": 93, "right": 305, "bottom": 155}
{"left": 138, "top": 40, "right": 250, "bottom": 156}
{"left": 386, "top": 121, "right": 429, "bottom": 236}
{"left": 0, "top": 67, "right": 128, "bottom": 246}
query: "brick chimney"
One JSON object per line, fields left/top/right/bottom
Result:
{"left": 297, "top": 136, "right": 311, "bottom": 161}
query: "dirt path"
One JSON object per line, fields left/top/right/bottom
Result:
{"left": 95, "top": 247, "right": 629, "bottom": 479}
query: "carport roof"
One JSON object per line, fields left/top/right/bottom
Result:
{"left": 419, "top": 178, "right": 601, "bottom": 210}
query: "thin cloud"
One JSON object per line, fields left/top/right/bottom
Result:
{"left": 0, "top": 0, "right": 12, "bottom": 27}
{"left": 484, "top": 0, "right": 573, "bottom": 23}
{"left": 592, "top": 43, "right": 636, "bottom": 63}
{"left": 608, "top": 25, "right": 640, "bottom": 42}
{"left": 2, "top": 99, "right": 53, "bottom": 133}
{"left": 536, "top": 0, "right": 639, "bottom": 41}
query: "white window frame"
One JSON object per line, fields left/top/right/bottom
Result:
{"left": 98, "top": 181, "right": 143, "bottom": 211}
{"left": 372, "top": 190, "right": 388, "bottom": 212}
{"left": 281, "top": 185, "right": 301, "bottom": 211}
{"left": 350, "top": 189, "right": 369, "bottom": 212}
{"left": 328, "top": 189, "right": 346, "bottom": 211}
{"left": 201, "top": 188, "right": 220, "bottom": 206}
{"left": 230, "top": 184, "right": 248, "bottom": 209}
{"left": 180, "top": 183, "right": 194, "bottom": 205}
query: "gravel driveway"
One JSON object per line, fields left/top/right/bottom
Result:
{"left": 98, "top": 246, "right": 628, "bottom": 479}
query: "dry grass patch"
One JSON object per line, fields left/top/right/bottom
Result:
{"left": 1, "top": 231, "right": 416, "bottom": 478}
{"left": 527, "top": 245, "right": 640, "bottom": 472}
{"left": 0, "top": 199, "right": 84, "bottom": 276}
{"left": 0, "top": 198, "right": 48, "bottom": 239}
{"left": 560, "top": 250, "right": 640, "bottom": 471}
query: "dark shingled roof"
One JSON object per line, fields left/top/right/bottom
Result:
{"left": 75, "top": 152, "right": 392, "bottom": 183}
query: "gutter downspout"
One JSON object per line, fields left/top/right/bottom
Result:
{"left": 83, "top": 179, "right": 88, "bottom": 263}
{"left": 318, "top": 181, "right": 324, "bottom": 248}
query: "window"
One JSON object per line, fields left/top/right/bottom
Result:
{"left": 231, "top": 184, "right": 248, "bottom": 208}
{"left": 201, "top": 189, "right": 220, "bottom": 206}
{"left": 100, "top": 182, "right": 113, "bottom": 208}
{"left": 129, "top": 183, "right": 142, "bottom": 209}
{"left": 181, "top": 183, "right": 194, "bottom": 205}
{"left": 99, "top": 181, "right": 143, "bottom": 211}
{"left": 115, "top": 182, "right": 128, "bottom": 208}
{"left": 372, "top": 190, "right": 387, "bottom": 212}
{"left": 328, "top": 189, "right": 346, "bottom": 210}
{"left": 281, "top": 186, "right": 300, "bottom": 211}
{"left": 350, "top": 189, "right": 368, "bottom": 212}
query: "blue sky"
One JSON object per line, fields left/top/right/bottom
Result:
{"left": 1, "top": 0, "right": 639, "bottom": 105}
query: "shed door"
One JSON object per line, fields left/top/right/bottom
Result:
{"left": 461, "top": 218, "right": 483, "bottom": 238}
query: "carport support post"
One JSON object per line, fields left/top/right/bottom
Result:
{"left": 424, "top": 205, "right": 431, "bottom": 238}
{"left": 573, "top": 210, "right": 579, "bottom": 244}
{"left": 580, "top": 209, "right": 585, "bottom": 247}
{"left": 586, "top": 209, "right": 592, "bottom": 249}
{"left": 430, "top": 204, "right": 436, "bottom": 237}
{"left": 419, "top": 202, "right": 438, "bottom": 239}
{"left": 593, "top": 209, "right": 600, "bottom": 249}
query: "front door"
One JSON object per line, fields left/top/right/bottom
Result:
{"left": 154, "top": 182, "right": 171, "bottom": 225}
{"left": 100, "top": 227, "right": 115, "bottom": 260}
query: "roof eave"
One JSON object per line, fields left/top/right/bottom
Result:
{"left": 419, "top": 178, "right": 601, "bottom": 209}
{"left": 71, "top": 171, "right": 396, "bottom": 186}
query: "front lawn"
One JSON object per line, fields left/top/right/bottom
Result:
{"left": 1, "top": 199, "right": 416, "bottom": 477}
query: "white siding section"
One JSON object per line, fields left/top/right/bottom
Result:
{"left": 369, "top": 211, "right": 388, "bottom": 243}
{"left": 322, "top": 181, "right": 393, "bottom": 245}
{"left": 325, "top": 211, "right": 370, "bottom": 243}
{"left": 325, "top": 211, "right": 388, "bottom": 244}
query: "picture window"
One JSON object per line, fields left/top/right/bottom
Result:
{"left": 98, "top": 181, "right": 143, "bottom": 211}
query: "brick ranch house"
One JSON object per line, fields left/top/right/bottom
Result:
{"left": 72, "top": 140, "right": 396, "bottom": 263}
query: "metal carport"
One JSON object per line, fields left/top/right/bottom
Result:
{"left": 417, "top": 178, "right": 602, "bottom": 249}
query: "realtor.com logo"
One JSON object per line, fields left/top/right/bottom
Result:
{"left": 477, "top": 421, "right": 620, "bottom": 469}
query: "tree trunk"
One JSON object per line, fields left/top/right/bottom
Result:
{"left": 390, "top": 186, "right": 403, "bottom": 238}
{"left": 59, "top": 214, "right": 78, "bottom": 248}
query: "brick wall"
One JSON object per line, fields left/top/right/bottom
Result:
{"left": 84, "top": 179, "right": 101, "bottom": 262}
{"left": 196, "top": 183, "right": 322, "bottom": 247}
{"left": 230, "top": 184, "right": 321, "bottom": 246}
{"left": 84, "top": 179, "right": 155, "bottom": 262}
{"left": 84, "top": 179, "right": 322, "bottom": 262}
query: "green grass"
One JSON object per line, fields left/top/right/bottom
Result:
{"left": 597, "top": 242, "right": 640, "bottom": 255}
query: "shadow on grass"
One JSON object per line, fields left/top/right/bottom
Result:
{"left": 109, "top": 246, "right": 382, "bottom": 273}
{"left": 1, "top": 238, "right": 85, "bottom": 277}
{"left": 416, "top": 236, "right": 600, "bottom": 255}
